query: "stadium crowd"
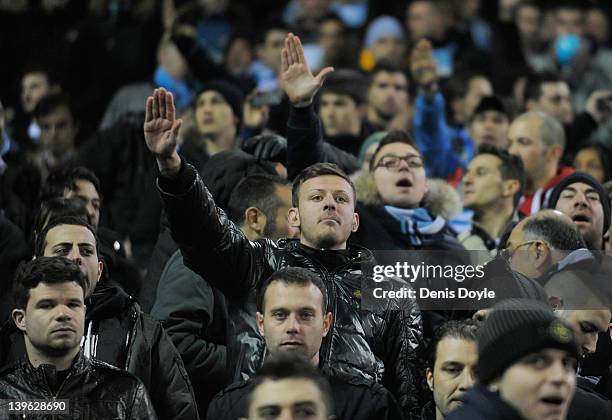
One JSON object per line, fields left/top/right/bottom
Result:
{"left": 1, "top": 0, "right": 612, "bottom": 419}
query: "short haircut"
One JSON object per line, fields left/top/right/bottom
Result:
{"left": 41, "top": 166, "right": 102, "bottom": 203}
{"left": 227, "top": 174, "right": 289, "bottom": 226}
{"left": 476, "top": 144, "right": 526, "bottom": 208}
{"left": 523, "top": 71, "right": 566, "bottom": 104}
{"left": 257, "top": 267, "right": 328, "bottom": 313}
{"left": 427, "top": 319, "right": 482, "bottom": 368}
{"left": 13, "top": 257, "right": 87, "bottom": 310}
{"left": 368, "top": 60, "right": 406, "bottom": 86}
{"left": 369, "top": 130, "right": 420, "bottom": 171}
{"left": 515, "top": 111, "right": 565, "bottom": 151}
{"left": 33, "top": 92, "right": 74, "bottom": 120}
{"left": 522, "top": 215, "right": 586, "bottom": 251}
{"left": 33, "top": 197, "right": 90, "bottom": 239}
{"left": 292, "top": 163, "right": 355, "bottom": 208}
{"left": 319, "top": 69, "right": 368, "bottom": 106}
{"left": 249, "top": 354, "right": 334, "bottom": 416}
{"left": 34, "top": 216, "right": 98, "bottom": 258}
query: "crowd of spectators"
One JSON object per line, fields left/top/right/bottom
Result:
{"left": 1, "top": 0, "right": 612, "bottom": 419}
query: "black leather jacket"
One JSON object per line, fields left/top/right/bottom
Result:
{"left": 0, "top": 352, "right": 156, "bottom": 419}
{"left": 157, "top": 162, "right": 425, "bottom": 419}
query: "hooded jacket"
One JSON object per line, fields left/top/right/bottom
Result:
{"left": 0, "top": 352, "right": 157, "bottom": 419}
{"left": 0, "top": 280, "right": 198, "bottom": 420}
{"left": 157, "top": 161, "right": 425, "bottom": 419}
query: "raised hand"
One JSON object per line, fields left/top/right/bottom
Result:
{"left": 144, "top": 88, "right": 182, "bottom": 174}
{"left": 280, "top": 33, "right": 334, "bottom": 107}
{"left": 410, "top": 39, "right": 438, "bottom": 93}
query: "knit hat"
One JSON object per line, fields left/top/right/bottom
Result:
{"left": 547, "top": 171, "right": 611, "bottom": 236}
{"left": 472, "top": 96, "right": 512, "bottom": 120}
{"left": 477, "top": 299, "right": 579, "bottom": 385}
{"left": 196, "top": 80, "right": 244, "bottom": 125}
{"left": 364, "top": 15, "right": 404, "bottom": 49}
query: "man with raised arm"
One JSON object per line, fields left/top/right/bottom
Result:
{"left": 143, "top": 83, "right": 425, "bottom": 418}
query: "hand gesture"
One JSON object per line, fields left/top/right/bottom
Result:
{"left": 280, "top": 33, "right": 334, "bottom": 107}
{"left": 410, "top": 39, "right": 438, "bottom": 91}
{"left": 144, "top": 88, "right": 182, "bottom": 174}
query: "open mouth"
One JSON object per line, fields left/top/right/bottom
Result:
{"left": 540, "top": 396, "right": 565, "bottom": 406}
{"left": 396, "top": 179, "right": 413, "bottom": 187}
{"left": 572, "top": 214, "right": 591, "bottom": 223}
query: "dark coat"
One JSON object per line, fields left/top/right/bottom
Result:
{"left": 0, "top": 280, "right": 199, "bottom": 420}
{"left": 157, "top": 161, "right": 426, "bottom": 419}
{"left": 446, "top": 385, "right": 525, "bottom": 419}
{"left": 207, "top": 373, "right": 403, "bottom": 420}
{"left": 0, "top": 352, "right": 157, "bottom": 419}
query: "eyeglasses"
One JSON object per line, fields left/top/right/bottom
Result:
{"left": 499, "top": 240, "right": 548, "bottom": 261}
{"left": 374, "top": 154, "right": 424, "bottom": 170}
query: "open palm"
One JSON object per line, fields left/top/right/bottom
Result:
{"left": 144, "top": 88, "right": 182, "bottom": 159}
{"left": 281, "top": 33, "right": 334, "bottom": 106}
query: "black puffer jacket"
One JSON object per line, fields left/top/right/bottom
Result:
{"left": 0, "top": 352, "right": 157, "bottom": 419}
{"left": 157, "top": 161, "right": 425, "bottom": 419}
{"left": 0, "top": 281, "right": 198, "bottom": 420}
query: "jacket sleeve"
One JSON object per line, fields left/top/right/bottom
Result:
{"left": 413, "top": 93, "right": 465, "bottom": 179}
{"left": 286, "top": 104, "right": 359, "bottom": 180}
{"left": 371, "top": 384, "right": 405, "bottom": 420}
{"left": 151, "top": 251, "right": 229, "bottom": 396}
{"left": 157, "top": 160, "right": 272, "bottom": 298}
{"left": 379, "top": 288, "right": 426, "bottom": 420}
{"left": 129, "top": 380, "right": 158, "bottom": 420}
{"left": 143, "top": 312, "right": 200, "bottom": 420}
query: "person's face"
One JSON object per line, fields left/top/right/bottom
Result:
{"left": 463, "top": 154, "right": 509, "bottom": 210}
{"left": 259, "top": 29, "right": 288, "bottom": 72}
{"left": 368, "top": 71, "right": 408, "bottom": 120}
{"left": 561, "top": 310, "right": 611, "bottom": 357}
{"left": 585, "top": 9, "right": 609, "bottom": 44}
{"left": 64, "top": 179, "right": 101, "bottom": 228}
{"left": 516, "top": 4, "right": 541, "bottom": 43}
{"left": 536, "top": 82, "right": 573, "bottom": 124}
{"left": 43, "top": 225, "right": 102, "bottom": 297}
{"left": 463, "top": 77, "right": 493, "bottom": 121}
{"left": 319, "top": 93, "right": 361, "bottom": 137}
{"left": 554, "top": 182, "right": 605, "bottom": 249}
{"left": 269, "top": 185, "right": 296, "bottom": 240}
{"left": 290, "top": 175, "right": 358, "bottom": 250}
{"left": 371, "top": 35, "right": 406, "bottom": 66}
{"left": 427, "top": 338, "right": 477, "bottom": 417}
{"left": 195, "top": 90, "right": 237, "bottom": 137}
{"left": 574, "top": 148, "right": 605, "bottom": 183}
{"left": 226, "top": 38, "right": 254, "bottom": 74}
{"left": 469, "top": 110, "right": 509, "bottom": 149}
{"left": 37, "top": 105, "right": 77, "bottom": 158}
{"left": 505, "top": 220, "right": 542, "bottom": 278}
{"left": 372, "top": 142, "right": 427, "bottom": 208}
{"left": 248, "top": 378, "right": 329, "bottom": 420}
{"left": 496, "top": 349, "right": 577, "bottom": 420}
{"left": 318, "top": 19, "right": 343, "bottom": 57}
{"left": 13, "top": 281, "right": 85, "bottom": 357}
{"left": 407, "top": 1, "right": 437, "bottom": 41}
{"left": 555, "top": 8, "right": 584, "bottom": 37}
{"left": 257, "top": 281, "right": 332, "bottom": 363}
{"left": 21, "top": 72, "right": 51, "bottom": 113}
{"left": 507, "top": 117, "right": 547, "bottom": 182}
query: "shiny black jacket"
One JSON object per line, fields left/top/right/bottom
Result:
{"left": 0, "top": 281, "right": 198, "bottom": 420}
{"left": 0, "top": 352, "right": 156, "bottom": 419}
{"left": 157, "top": 162, "right": 425, "bottom": 419}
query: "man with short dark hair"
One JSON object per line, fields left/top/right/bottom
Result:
{"left": 366, "top": 61, "right": 410, "bottom": 132}
{"left": 144, "top": 85, "right": 424, "bottom": 417}
{"left": 245, "top": 354, "right": 334, "bottom": 420}
{"left": 0, "top": 257, "right": 157, "bottom": 419}
{"left": 207, "top": 267, "right": 401, "bottom": 419}
{"left": 548, "top": 172, "right": 611, "bottom": 250}
{"left": 423, "top": 319, "right": 481, "bottom": 420}
{"left": 460, "top": 145, "right": 524, "bottom": 252}
{"left": 0, "top": 217, "right": 199, "bottom": 419}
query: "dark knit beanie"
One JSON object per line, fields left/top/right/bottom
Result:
{"left": 477, "top": 299, "right": 579, "bottom": 385}
{"left": 547, "top": 171, "right": 611, "bottom": 235}
{"left": 196, "top": 80, "right": 244, "bottom": 125}
{"left": 472, "top": 95, "right": 512, "bottom": 120}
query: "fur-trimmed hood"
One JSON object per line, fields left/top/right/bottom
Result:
{"left": 351, "top": 169, "right": 462, "bottom": 220}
